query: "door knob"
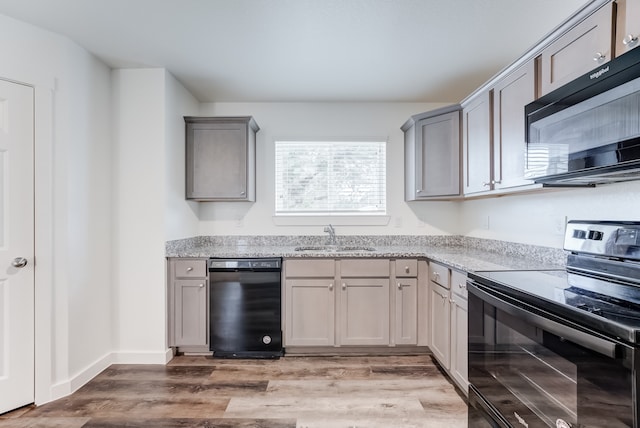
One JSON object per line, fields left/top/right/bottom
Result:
{"left": 12, "top": 257, "right": 28, "bottom": 268}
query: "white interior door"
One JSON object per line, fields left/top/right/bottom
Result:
{"left": 0, "top": 79, "right": 35, "bottom": 414}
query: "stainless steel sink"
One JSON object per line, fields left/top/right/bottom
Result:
{"left": 294, "top": 245, "right": 376, "bottom": 252}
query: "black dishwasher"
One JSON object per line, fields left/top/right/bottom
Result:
{"left": 208, "top": 258, "right": 283, "bottom": 358}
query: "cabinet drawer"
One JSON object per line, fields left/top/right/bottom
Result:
{"left": 451, "top": 269, "right": 468, "bottom": 299}
{"left": 429, "top": 262, "right": 450, "bottom": 289}
{"left": 340, "top": 259, "right": 390, "bottom": 277}
{"left": 395, "top": 259, "right": 418, "bottom": 277}
{"left": 174, "top": 259, "right": 207, "bottom": 278}
{"left": 285, "top": 259, "right": 335, "bottom": 277}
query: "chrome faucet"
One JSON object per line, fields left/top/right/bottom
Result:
{"left": 324, "top": 224, "right": 336, "bottom": 246}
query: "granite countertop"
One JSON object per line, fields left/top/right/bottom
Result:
{"left": 166, "top": 236, "right": 566, "bottom": 273}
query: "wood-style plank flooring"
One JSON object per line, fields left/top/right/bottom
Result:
{"left": 0, "top": 354, "right": 468, "bottom": 427}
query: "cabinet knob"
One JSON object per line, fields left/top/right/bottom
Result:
{"left": 240, "top": 191, "right": 246, "bottom": 196}
{"left": 186, "top": 267, "right": 193, "bottom": 272}
{"left": 342, "top": 283, "right": 347, "bottom": 291}
{"left": 623, "top": 34, "right": 638, "bottom": 47}
{"left": 199, "top": 283, "right": 204, "bottom": 288}
{"left": 432, "top": 272, "right": 440, "bottom": 281}
{"left": 397, "top": 282, "right": 402, "bottom": 290}
{"left": 491, "top": 180, "right": 501, "bottom": 185}
{"left": 482, "top": 182, "right": 491, "bottom": 187}
{"left": 593, "top": 52, "right": 606, "bottom": 62}
{"left": 328, "top": 283, "right": 334, "bottom": 291}
{"left": 416, "top": 189, "right": 422, "bottom": 193}
{"left": 458, "top": 283, "right": 466, "bottom": 290}
{"left": 404, "top": 266, "right": 410, "bottom": 274}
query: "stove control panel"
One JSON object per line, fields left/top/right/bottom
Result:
{"left": 565, "top": 220, "right": 640, "bottom": 260}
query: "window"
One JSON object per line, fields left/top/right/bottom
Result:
{"left": 275, "top": 140, "right": 386, "bottom": 215}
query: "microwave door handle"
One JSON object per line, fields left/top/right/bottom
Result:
{"left": 469, "top": 282, "right": 619, "bottom": 359}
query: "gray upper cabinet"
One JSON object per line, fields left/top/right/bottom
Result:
{"left": 462, "top": 91, "right": 492, "bottom": 195}
{"left": 402, "top": 105, "right": 461, "bottom": 201}
{"left": 491, "top": 59, "right": 536, "bottom": 190}
{"left": 616, "top": 0, "right": 640, "bottom": 57}
{"left": 185, "top": 116, "right": 259, "bottom": 201}
{"left": 539, "top": 2, "right": 614, "bottom": 97}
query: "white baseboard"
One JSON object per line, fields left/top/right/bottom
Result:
{"left": 112, "top": 348, "right": 174, "bottom": 364}
{"left": 49, "top": 352, "right": 115, "bottom": 403}
{"left": 46, "top": 349, "right": 173, "bottom": 403}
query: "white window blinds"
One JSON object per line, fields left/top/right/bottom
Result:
{"left": 275, "top": 141, "right": 387, "bottom": 214}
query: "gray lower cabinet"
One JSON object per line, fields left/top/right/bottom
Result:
{"left": 184, "top": 116, "right": 259, "bottom": 201}
{"left": 167, "top": 258, "right": 209, "bottom": 352}
{"left": 428, "top": 261, "right": 468, "bottom": 395}
{"left": 402, "top": 105, "right": 461, "bottom": 200}
{"left": 339, "top": 259, "right": 391, "bottom": 346}
{"left": 284, "top": 260, "right": 336, "bottom": 347}
{"left": 283, "top": 258, "right": 421, "bottom": 349}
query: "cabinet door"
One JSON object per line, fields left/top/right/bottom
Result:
{"left": 185, "top": 118, "right": 257, "bottom": 201}
{"left": 339, "top": 278, "right": 390, "bottom": 346}
{"left": 174, "top": 280, "right": 208, "bottom": 347}
{"left": 414, "top": 112, "right": 460, "bottom": 198}
{"left": 285, "top": 279, "right": 335, "bottom": 346}
{"left": 450, "top": 292, "right": 469, "bottom": 394}
{"left": 463, "top": 91, "right": 492, "bottom": 195}
{"left": 395, "top": 278, "right": 418, "bottom": 345}
{"left": 492, "top": 60, "right": 535, "bottom": 190}
{"left": 616, "top": 0, "right": 640, "bottom": 57}
{"left": 540, "top": 3, "right": 614, "bottom": 96}
{"left": 429, "top": 281, "right": 451, "bottom": 370}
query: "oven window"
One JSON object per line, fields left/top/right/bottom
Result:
{"left": 469, "top": 291, "right": 634, "bottom": 428}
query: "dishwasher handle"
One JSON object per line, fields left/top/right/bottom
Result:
{"left": 208, "top": 258, "right": 282, "bottom": 271}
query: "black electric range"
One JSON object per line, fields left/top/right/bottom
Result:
{"left": 467, "top": 220, "right": 640, "bottom": 428}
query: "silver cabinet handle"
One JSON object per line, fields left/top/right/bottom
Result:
{"left": 186, "top": 267, "right": 193, "bottom": 272}
{"left": 482, "top": 182, "right": 491, "bottom": 187}
{"left": 593, "top": 52, "right": 605, "bottom": 62}
{"left": 342, "top": 283, "right": 346, "bottom": 291}
{"left": 623, "top": 34, "right": 638, "bottom": 46}
{"left": 12, "top": 257, "right": 27, "bottom": 268}
{"left": 328, "top": 283, "right": 334, "bottom": 291}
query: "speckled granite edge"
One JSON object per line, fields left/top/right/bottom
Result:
{"left": 459, "top": 237, "right": 567, "bottom": 267}
{"left": 166, "top": 235, "right": 566, "bottom": 267}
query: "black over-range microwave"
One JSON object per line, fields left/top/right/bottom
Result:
{"left": 525, "top": 45, "right": 640, "bottom": 186}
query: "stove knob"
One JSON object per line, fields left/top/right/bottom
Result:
{"left": 262, "top": 335, "right": 272, "bottom": 345}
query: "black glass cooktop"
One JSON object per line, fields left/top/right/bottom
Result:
{"left": 469, "top": 269, "right": 640, "bottom": 344}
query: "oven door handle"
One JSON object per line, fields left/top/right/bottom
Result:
{"left": 469, "top": 281, "right": 620, "bottom": 359}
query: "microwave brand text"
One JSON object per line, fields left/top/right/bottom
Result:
{"left": 590, "top": 66, "right": 610, "bottom": 79}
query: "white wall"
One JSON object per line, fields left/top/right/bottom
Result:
{"left": 197, "top": 102, "right": 461, "bottom": 237}
{"left": 112, "top": 68, "right": 200, "bottom": 362}
{"left": 460, "top": 180, "right": 640, "bottom": 248}
{"left": 0, "top": 13, "right": 113, "bottom": 402}
{"left": 165, "top": 72, "right": 200, "bottom": 241}
{"left": 112, "top": 69, "right": 168, "bottom": 360}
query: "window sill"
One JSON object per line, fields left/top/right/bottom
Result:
{"left": 272, "top": 215, "right": 391, "bottom": 226}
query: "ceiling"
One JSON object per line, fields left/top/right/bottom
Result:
{"left": 0, "top": 0, "right": 590, "bottom": 103}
